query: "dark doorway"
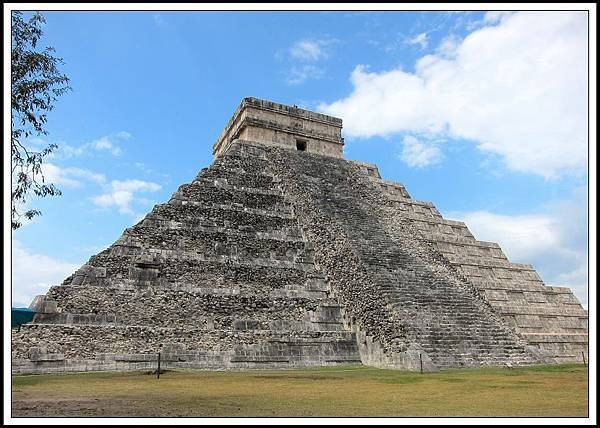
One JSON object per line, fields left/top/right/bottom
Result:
{"left": 296, "top": 140, "right": 307, "bottom": 151}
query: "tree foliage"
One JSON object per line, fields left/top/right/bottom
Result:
{"left": 11, "top": 11, "right": 71, "bottom": 230}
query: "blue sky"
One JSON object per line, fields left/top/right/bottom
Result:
{"left": 10, "top": 10, "right": 590, "bottom": 308}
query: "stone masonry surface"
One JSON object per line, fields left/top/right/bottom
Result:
{"left": 12, "top": 98, "right": 587, "bottom": 374}
{"left": 13, "top": 142, "right": 362, "bottom": 373}
{"left": 260, "top": 142, "right": 550, "bottom": 369}
{"left": 213, "top": 97, "right": 344, "bottom": 159}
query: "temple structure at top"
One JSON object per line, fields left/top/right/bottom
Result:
{"left": 213, "top": 97, "right": 345, "bottom": 159}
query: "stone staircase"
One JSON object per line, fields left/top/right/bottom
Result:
{"left": 362, "top": 165, "right": 588, "bottom": 363}
{"left": 263, "top": 141, "right": 545, "bottom": 370}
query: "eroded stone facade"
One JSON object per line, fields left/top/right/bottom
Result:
{"left": 12, "top": 98, "right": 587, "bottom": 374}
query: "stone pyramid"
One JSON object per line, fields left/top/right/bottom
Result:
{"left": 12, "top": 98, "right": 588, "bottom": 374}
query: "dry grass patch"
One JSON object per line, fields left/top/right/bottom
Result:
{"left": 12, "top": 364, "right": 588, "bottom": 417}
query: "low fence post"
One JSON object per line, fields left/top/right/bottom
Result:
{"left": 157, "top": 352, "right": 161, "bottom": 379}
{"left": 420, "top": 353, "right": 423, "bottom": 374}
{"left": 582, "top": 351, "right": 587, "bottom": 367}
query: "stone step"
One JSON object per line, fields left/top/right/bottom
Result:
{"left": 67, "top": 252, "right": 320, "bottom": 288}
{"left": 111, "top": 228, "right": 311, "bottom": 262}
{"left": 199, "top": 170, "right": 277, "bottom": 190}
{"left": 119, "top": 222, "right": 306, "bottom": 244}
{"left": 12, "top": 324, "right": 359, "bottom": 363}
{"left": 45, "top": 286, "right": 339, "bottom": 329}
{"left": 151, "top": 201, "right": 297, "bottom": 231}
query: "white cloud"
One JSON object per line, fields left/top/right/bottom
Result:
{"left": 320, "top": 12, "right": 588, "bottom": 178}
{"left": 115, "top": 131, "right": 132, "bottom": 140}
{"left": 110, "top": 179, "right": 161, "bottom": 193}
{"left": 283, "top": 38, "right": 337, "bottom": 85}
{"left": 407, "top": 32, "right": 428, "bottom": 49}
{"left": 447, "top": 187, "right": 588, "bottom": 307}
{"left": 153, "top": 14, "right": 166, "bottom": 27}
{"left": 11, "top": 162, "right": 105, "bottom": 228}
{"left": 289, "top": 40, "right": 327, "bottom": 61}
{"left": 40, "top": 163, "right": 80, "bottom": 188}
{"left": 92, "top": 179, "right": 161, "bottom": 214}
{"left": 287, "top": 65, "right": 325, "bottom": 85}
{"left": 11, "top": 240, "right": 80, "bottom": 307}
{"left": 134, "top": 161, "right": 154, "bottom": 174}
{"left": 41, "top": 163, "right": 106, "bottom": 188}
{"left": 54, "top": 132, "right": 131, "bottom": 159}
{"left": 436, "top": 34, "right": 460, "bottom": 57}
{"left": 72, "top": 168, "right": 106, "bottom": 185}
{"left": 484, "top": 11, "right": 515, "bottom": 24}
{"left": 27, "top": 137, "right": 48, "bottom": 146}
{"left": 399, "top": 135, "right": 443, "bottom": 168}
{"left": 58, "top": 144, "right": 85, "bottom": 158}
{"left": 90, "top": 136, "right": 122, "bottom": 156}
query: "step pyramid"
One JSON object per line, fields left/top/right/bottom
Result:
{"left": 12, "top": 98, "right": 588, "bottom": 374}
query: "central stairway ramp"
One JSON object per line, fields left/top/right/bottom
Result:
{"left": 260, "top": 141, "right": 544, "bottom": 370}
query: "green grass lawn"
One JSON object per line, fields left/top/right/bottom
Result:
{"left": 12, "top": 364, "right": 588, "bottom": 417}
